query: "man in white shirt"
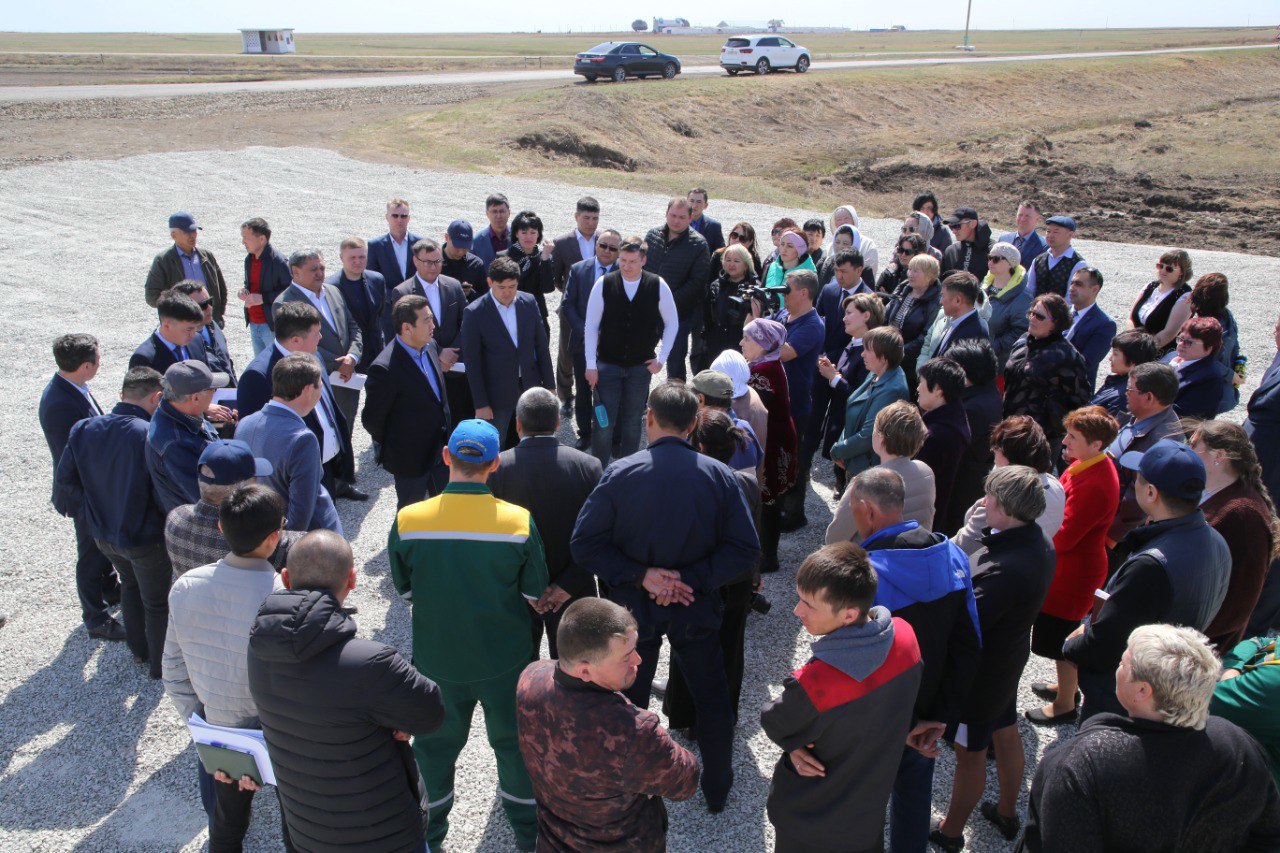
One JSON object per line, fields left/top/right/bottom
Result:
{"left": 460, "top": 257, "right": 554, "bottom": 448}
{"left": 367, "top": 196, "right": 421, "bottom": 287}
{"left": 583, "top": 236, "right": 679, "bottom": 465}
{"left": 1065, "top": 266, "right": 1118, "bottom": 390}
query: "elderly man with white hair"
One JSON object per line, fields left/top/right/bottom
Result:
{"left": 1021, "top": 625, "right": 1280, "bottom": 852}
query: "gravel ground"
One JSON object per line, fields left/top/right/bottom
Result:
{"left": 1, "top": 146, "right": 1277, "bottom": 852}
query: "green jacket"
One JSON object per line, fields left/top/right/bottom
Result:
{"left": 389, "top": 481, "right": 549, "bottom": 684}
{"left": 1210, "top": 636, "right": 1280, "bottom": 788}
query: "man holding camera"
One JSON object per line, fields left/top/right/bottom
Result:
{"left": 752, "top": 269, "right": 826, "bottom": 529}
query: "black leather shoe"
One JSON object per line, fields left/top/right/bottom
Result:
{"left": 929, "top": 819, "right": 965, "bottom": 851}
{"left": 88, "top": 618, "right": 126, "bottom": 641}
{"left": 335, "top": 483, "right": 369, "bottom": 501}
{"left": 979, "top": 801, "right": 1021, "bottom": 841}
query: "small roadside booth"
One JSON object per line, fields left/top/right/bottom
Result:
{"left": 240, "top": 29, "right": 296, "bottom": 55}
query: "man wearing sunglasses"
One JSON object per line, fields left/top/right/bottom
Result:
{"left": 367, "top": 197, "right": 422, "bottom": 288}
{"left": 168, "top": 279, "right": 238, "bottom": 389}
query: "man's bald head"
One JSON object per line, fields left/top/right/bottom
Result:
{"left": 285, "top": 530, "right": 354, "bottom": 595}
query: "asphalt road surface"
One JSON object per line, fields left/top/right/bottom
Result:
{"left": 0, "top": 42, "right": 1271, "bottom": 102}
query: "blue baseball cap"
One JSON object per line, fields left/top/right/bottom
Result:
{"left": 1119, "top": 439, "right": 1206, "bottom": 503}
{"left": 169, "top": 211, "right": 201, "bottom": 232}
{"left": 447, "top": 219, "right": 474, "bottom": 251}
{"left": 448, "top": 419, "right": 500, "bottom": 463}
{"left": 197, "top": 439, "right": 273, "bottom": 485}
{"left": 1045, "top": 215, "right": 1077, "bottom": 232}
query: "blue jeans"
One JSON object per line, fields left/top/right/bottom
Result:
{"left": 889, "top": 743, "right": 935, "bottom": 853}
{"left": 248, "top": 322, "right": 274, "bottom": 356}
{"left": 590, "top": 362, "right": 652, "bottom": 466}
{"left": 626, "top": 618, "right": 734, "bottom": 809}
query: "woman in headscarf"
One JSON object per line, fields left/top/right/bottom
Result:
{"left": 762, "top": 229, "right": 817, "bottom": 290}
{"left": 741, "top": 318, "right": 798, "bottom": 573}
{"left": 828, "top": 204, "right": 880, "bottom": 282}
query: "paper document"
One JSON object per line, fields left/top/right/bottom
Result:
{"left": 212, "top": 388, "right": 238, "bottom": 405}
{"left": 449, "top": 362, "right": 466, "bottom": 374}
{"left": 329, "top": 371, "right": 366, "bottom": 390}
{"left": 187, "top": 713, "right": 277, "bottom": 786}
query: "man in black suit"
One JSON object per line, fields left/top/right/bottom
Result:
{"left": 328, "top": 237, "right": 388, "bottom": 372}
{"left": 144, "top": 211, "right": 228, "bottom": 327}
{"left": 687, "top": 187, "right": 726, "bottom": 254}
{"left": 363, "top": 295, "right": 452, "bottom": 508}
{"left": 489, "top": 387, "right": 602, "bottom": 657}
{"left": 441, "top": 220, "right": 487, "bottom": 302}
{"left": 366, "top": 197, "right": 421, "bottom": 289}
{"left": 237, "top": 302, "right": 359, "bottom": 501}
{"left": 389, "top": 239, "right": 471, "bottom": 422}
{"left": 561, "top": 229, "right": 621, "bottom": 448}
{"left": 169, "top": 280, "right": 238, "bottom": 387}
{"left": 38, "top": 333, "right": 123, "bottom": 640}
{"left": 238, "top": 216, "right": 291, "bottom": 355}
{"left": 129, "top": 290, "right": 208, "bottom": 374}
{"left": 550, "top": 196, "right": 601, "bottom": 419}
{"left": 461, "top": 257, "right": 554, "bottom": 448}
{"left": 933, "top": 272, "right": 992, "bottom": 359}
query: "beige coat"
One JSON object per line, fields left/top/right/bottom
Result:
{"left": 826, "top": 456, "right": 937, "bottom": 545}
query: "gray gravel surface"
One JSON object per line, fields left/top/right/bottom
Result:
{"left": 1, "top": 146, "right": 1276, "bottom": 852}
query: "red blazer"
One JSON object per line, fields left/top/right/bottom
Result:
{"left": 1042, "top": 454, "right": 1120, "bottom": 620}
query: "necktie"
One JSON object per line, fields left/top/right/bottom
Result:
{"left": 1014, "top": 235, "right": 1025, "bottom": 249}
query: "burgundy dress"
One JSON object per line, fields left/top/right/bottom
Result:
{"left": 748, "top": 359, "right": 798, "bottom": 504}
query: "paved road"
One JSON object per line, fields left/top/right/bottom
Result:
{"left": 0, "top": 42, "right": 1271, "bottom": 102}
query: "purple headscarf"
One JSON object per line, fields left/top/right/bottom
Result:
{"left": 779, "top": 230, "right": 808, "bottom": 257}
{"left": 744, "top": 318, "right": 787, "bottom": 363}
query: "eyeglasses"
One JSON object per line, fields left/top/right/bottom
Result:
{"left": 729, "top": 231, "right": 746, "bottom": 241}
{"left": 417, "top": 257, "right": 443, "bottom": 266}
{"left": 1175, "top": 335, "right": 1201, "bottom": 346}
{"left": 770, "top": 228, "right": 783, "bottom": 236}
{"left": 196, "top": 298, "right": 212, "bottom": 309}
{"left": 987, "top": 256, "right": 1004, "bottom": 264}
{"left": 1027, "top": 310, "right": 1050, "bottom": 321}
{"left": 389, "top": 213, "right": 410, "bottom": 219}
{"left": 597, "top": 243, "right": 621, "bottom": 252}
{"left": 1157, "top": 262, "right": 1178, "bottom": 273}
{"left": 896, "top": 246, "right": 913, "bottom": 254}
{"left": 901, "top": 225, "right": 918, "bottom": 234}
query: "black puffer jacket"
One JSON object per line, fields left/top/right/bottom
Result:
{"left": 248, "top": 588, "right": 445, "bottom": 853}
{"left": 941, "top": 221, "right": 993, "bottom": 279}
{"left": 1003, "top": 333, "right": 1091, "bottom": 443}
{"left": 644, "top": 225, "right": 711, "bottom": 319}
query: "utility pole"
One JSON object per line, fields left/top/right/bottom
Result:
{"left": 963, "top": 0, "right": 973, "bottom": 48}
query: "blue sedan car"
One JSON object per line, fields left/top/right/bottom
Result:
{"left": 574, "top": 42, "right": 682, "bottom": 83}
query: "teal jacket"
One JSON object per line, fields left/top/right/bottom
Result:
{"left": 1210, "top": 636, "right": 1280, "bottom": 788}
{"left": 829, "top": 367, "right": 909, "bottom": 473}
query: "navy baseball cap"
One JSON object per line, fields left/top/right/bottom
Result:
{"left": 198, "top": 439, "right": 273, "bottom": 485}
{"left": 448, "top": 419, "right": 500, "bottom": 463}
{"left": 945, "top": 206, "right": 978, "bottom": 226}
{"left": 1045, "top": 215, "right": 1077, "bottom": 232}
{"left": 169, "top": 211, "right": 201, "bottom": 232}
{"left": 447, "top": 219, "right": 474, "bottom": 251}
{"left": 1119, "top": 439, "right": 1206, "bottom": 503}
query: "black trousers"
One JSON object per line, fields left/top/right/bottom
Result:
{"left": 198, "top": 758, "right": 296, "bottom": 853}
{"left": 74, "top": 514, "right": 117, "bottom": 628}
{"left": 571, "top": 348, "right": 593, "bottom": 440}
{"left": 663, "top": 579, "right": 754, "bottom": 728}
{"left": 96, "top": 539, "right": 172, "bottom": 677}
{"left": 394, "top": 462, "right": 449, "bottom": 509}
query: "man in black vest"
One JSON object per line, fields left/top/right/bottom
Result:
{"left": 583, "top": 236, "right": 680, "bottom": 466}
{"left": 1027, "top": 215, "right": 1087, "bottom": 298}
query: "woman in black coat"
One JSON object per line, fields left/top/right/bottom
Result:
{"left": 815, "top": 292, "right": 884, "bottom": 497}
{"left": 704, "top": 243, "right": 758, "bottom": 363}
{"left": 915, "top": 358, "right": 972, "bottom": 532}
{"left": 505, "top": 210, "right": 555, "bottom": 332}
{"left": 932, "top": 465, "right": 1055, "bottom": 850}
{"left": 1003, "top": 294, "right": 1091, "bottom": 446}
{"left": 886, "top": 251, "right": 943, "bottom": 394}
{"left": 943, "top": 338, "right": 1004, "bottom": 535}
{"left": 876, "top": 233, "right": 927, "bottom": 295}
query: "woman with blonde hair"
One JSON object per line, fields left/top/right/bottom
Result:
{"left": 703, "top": 243, "right": 760, "bottom": 365}
{"left": 885, "top": 252, "right": 943, "bottom": 392}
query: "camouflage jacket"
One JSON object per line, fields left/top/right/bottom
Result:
{"left": 515, "top": 660, "right": 700, "bottom": 852}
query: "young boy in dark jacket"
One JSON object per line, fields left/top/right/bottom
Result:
{"left": 761, "top": 542, "right": 923, "bottom": 852}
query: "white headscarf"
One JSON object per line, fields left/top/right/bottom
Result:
{"left": 830, "top": 205, "right": 864, "bottom": 250}
{"left": 711, "top": 349, "right": 751, "bottom": 398}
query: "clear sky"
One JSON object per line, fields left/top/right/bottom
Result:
{"left": 7, "top": 0, "right": 1277, "bottom": 33}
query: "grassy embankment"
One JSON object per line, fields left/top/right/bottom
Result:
{"left": 348, "top": 48, "right": 1280, "bottom": 251}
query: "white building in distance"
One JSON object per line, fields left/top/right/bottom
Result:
{"left": 240, "top": 29, "right": 296, "bottom": 54}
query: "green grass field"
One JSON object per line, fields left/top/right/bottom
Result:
{"left": 0, "top": 27, "right": 1270, "bottom": 57}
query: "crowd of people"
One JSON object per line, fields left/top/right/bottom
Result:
{"left": 31, "top": 188, "right": 1280, "bottom": 852}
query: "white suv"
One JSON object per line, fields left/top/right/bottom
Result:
{"left": 720, "top": 35, "right": 811, "bottom": 75}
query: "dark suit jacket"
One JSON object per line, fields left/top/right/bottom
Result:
{"left": 935, "top": 310, "right": 992, "bottom": 359}
{"left": 1067, "top": 304, "right": 1118, "bottom": 392}
{"left": 243, "top": 245, "right": 292, "bottom": 329}
{"left": 327, "top": 270, "right": 388, "bottom": 372}
{"left": 198, "top": 323, "right": 238, "bottom": 386}
{"left": 691, "top": 215, "right": 725, "bottom": 255}
{"left": 236, "top": 345, "right": 354, "bottom": 480}
{"left": 1246, "top": 352, "right": 1280, "bottom": 501}
{"left": 273, "top": 284, "right": 363, "bottom": 376}
{"left": 39, "top": 374, "right": 103, "bottom": 499}
{"left": 460, "top": 292, "right": 553, "bottom": 413}
{"left": 816, "top": 281, "right": 866, "bottom": 360}
{"left": 998, "top": 229, "right": 1049, "bottom": 269}
{"left": 1171, "top": 355, "right": 1229, "bottom": 421}
{"left": 366, "top": 231, "right": 421, "bottom": 288}
{"left": 145, "top": 244, "right": 229, "bottom": 326}
{"left": 471, "top": 225, "right": 511, "bottom": 269}
{"left": 551, "top": 230, "right": 591, "bottom": 291}
{"left": 387, "top": 274, "right": 466, "bottom": 349}
{"left": 562, "top": 257, "right": 613, "bottom": 353}
{"left": 128, "top": 332, "right": 211, "bottom": 375}
{"left": 362, "top": 339, "right": 451, "bottom": 479}
{"left": 489, "top": 435, "right": 603, "bottom": 596}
